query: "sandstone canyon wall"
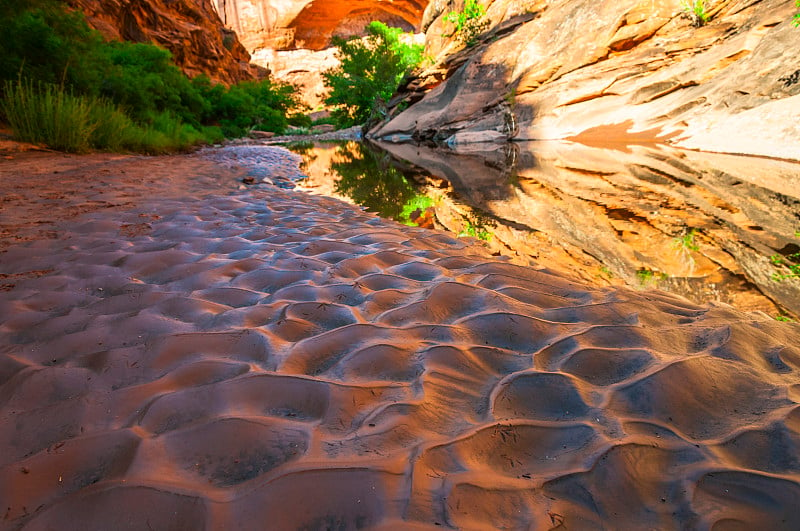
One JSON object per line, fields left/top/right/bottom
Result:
{"left": 212, "top": 0, "right": 429, "bottom": 108}
{"left": 66, "top": 0, "right": 262, "bottom": 84}
{"left": 373, "top": 0, "right": 800, "bottom": 161}
{"left": 212, "top": 0, "right": 427, "bottom": 51}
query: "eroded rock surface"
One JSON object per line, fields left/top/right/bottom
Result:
{"left": 374, "top": 0, "right": 800, "bottom": 160}
{"left": 213, "top": 0, "right": 428, "bottom": 51}
{"left": 68, "top": 0, "right": 261, "bottom": 84}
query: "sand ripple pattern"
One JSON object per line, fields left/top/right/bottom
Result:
{"left": 1, "top": 185, "right": 800, "bottom": 530}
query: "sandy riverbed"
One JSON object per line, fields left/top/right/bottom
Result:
{"left": 1, "top": 143, "right": 799, "bottom": 529}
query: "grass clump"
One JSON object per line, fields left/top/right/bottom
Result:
{"left": 443, "top": 0, "right": 490, "bottom": 47}
{"left": 323, "top": 21, "right": 423, "bottom": 128}
{"left": 681, "top": 0, "right": 710, "bottom": 27}
{"left": 2, "top": 79, "right": 93, "bottom": 152}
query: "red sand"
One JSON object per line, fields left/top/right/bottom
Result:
{"left": 1, "top": 146, "right": 799, "bottom": 530}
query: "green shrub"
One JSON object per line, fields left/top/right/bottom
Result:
{"left": 0, "top": 0, "right": 107, "bottom": 92}
{"left": 96, "top": 42, "right": 208, "bottom": 127}
{"left": 194, "top": 76, "right": 303, "bottom": 136}
{"left": 323, "top": 21, "right": 423, "bottom": 127}
{"left": 443, "top": 0, "right": 490, "bottom": 47}
{"left": 795, "top": 0, "right": 800, "bottom": 26}
{"left": 88, "top": 100, "right": 139, "bottom": 151}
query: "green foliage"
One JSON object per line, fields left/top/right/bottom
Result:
{"left": 194, "top": 77, "right": 302, "bottom": 137}
{"left": 775, "top": 315, "right": 795, "bottom": 322}
{"left": 636, "top": 268, "right": 668, "bottom": 286}
{"left": 323, "top": 21, "right": 423, "bottom": 127}
{"left": 443, "top": 0, "right": 490, "bottom": 47}
{"left": 0, "top": 0, "right": 304, "bottom": 152}
{"left": 681, "top": 0, "right": 710, "bottom": 27}
{"left": 0, "top": 0, "right": 106, "bottom": 92}
{"left": 673, "top": 228, "right": 700, "bottom": 252}
{"left": 458, "top": 221, "right": 493, "bottom": 241}
{"left": 795, "top": 0, "right": 800, "bottom": 26}
{"left": 770, "top": 251, "right": 800, "bottom": 282}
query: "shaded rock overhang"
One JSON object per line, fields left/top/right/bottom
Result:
{"left": 289, "top": 0, "right": 429, "bottom": 49}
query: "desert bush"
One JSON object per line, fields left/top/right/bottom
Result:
{"left": 323, "top": 21, "right": 423, "bottom": 127}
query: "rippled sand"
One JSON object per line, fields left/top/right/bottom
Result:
{"left": 1, "top": 147, "right": 799, "bottom": 530}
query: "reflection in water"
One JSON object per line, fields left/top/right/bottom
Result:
{"left": 329, "top": 142, "right": 419, "bottom": 222}
{"left": 288, "top": 140, "right": 800, "bottom": 319}
{"left": 292, "top": 141, "right": 436, "bottom": 227}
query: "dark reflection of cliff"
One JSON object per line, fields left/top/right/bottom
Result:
{"left": 289, "top": 139, "right": 800, "bottom": 320}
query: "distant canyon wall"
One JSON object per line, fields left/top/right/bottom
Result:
{"left": 373, "top": 0, "right": 800, "bottom": 161}
{"left": 211, "top": 0, "right": 428, "bottom": 51}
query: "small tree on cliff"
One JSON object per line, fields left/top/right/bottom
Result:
{"left": 323, "top": 21, "right": 422, "bottom": 127}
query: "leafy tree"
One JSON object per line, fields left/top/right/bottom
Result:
{"left": 323, "top": 21, "right": 423, "bottom": 127}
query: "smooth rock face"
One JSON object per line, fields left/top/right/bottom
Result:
{"left": 251, "top": 47, "right": 340, "bottom": 109}
{"left": 374, "top": 0, "right": 800, "bottom": 160}
{"left": 68, "top": 0, "right": 261, "bottom": 84}
{"left": 213, "top": 0, "right": 428, "bottom": 51}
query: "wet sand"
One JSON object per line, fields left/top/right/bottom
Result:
{"left": 1, "top": 145, "right": 799, "bottom": 530}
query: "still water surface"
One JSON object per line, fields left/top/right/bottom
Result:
{"left": 286, "top": 139, "right": 800, "bottom": 320}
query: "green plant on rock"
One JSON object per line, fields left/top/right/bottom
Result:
{"left": 323, "top": 21, "right": 423, "bottom": 127}
{"left": 770, "top": 252, "right": 800, "bottom": 282}
{"left": 681, "top": 0, "right": 710, "bottom": 27}
{"left": 673, "top": 228, "right": 700, "bottom": 253}
{"left": 636, "top": 268, "right": 668, "bottom": 287}
{"left": 795, "top": 0, "right": 800, "bottom": 26}
{"left": 458, "top": 211, "right": 494, "bottom": 242}
{"left": 443, "top": 0, "right": 490, "bottom": 47}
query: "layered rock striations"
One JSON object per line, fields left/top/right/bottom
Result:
{"left": 213, "top": 0, "right": 428, "bottom": 51}
{"left": 67, "top": 0, "right": 262, "bottom": 84}
{"left": 373, "top": 0, "right": 800, "bottom": 160}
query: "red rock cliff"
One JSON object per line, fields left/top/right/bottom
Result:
{"left": 66, "top": 0, "right": 263, "bottom": 84}
{"left": 212, "top": 0, "right": 428, "bottom": 51}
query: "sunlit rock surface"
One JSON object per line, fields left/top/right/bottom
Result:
{"left": 374, "top": 0, "right": 800, "bottom": 160}
{"left": 212, "top": 0, "right": 428, "bottom": 51}
{"left": 67, "top": 0, "right": 260, "bottom": 84}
